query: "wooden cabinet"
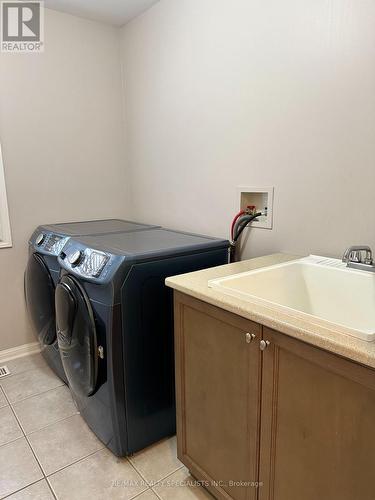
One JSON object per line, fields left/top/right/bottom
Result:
{"left": 174, "top": 292, "right": 262, "bottom": 500}
{"left": 174, "top": 292, "right": 375, "bottom": 500}
{"left": 259, "top": 327, "right": 375, "bottom": 500}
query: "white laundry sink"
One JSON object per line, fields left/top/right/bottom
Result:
{"left": 208, "top": 255, "right": 375, "bottom": 341}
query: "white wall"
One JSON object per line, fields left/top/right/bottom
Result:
{"left": 0, "top": 9, "right": 129, "bottom": 350}
{"left": 120, "top": 0, "right": 375, "bottom": 258}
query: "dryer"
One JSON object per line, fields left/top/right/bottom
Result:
{"left": 24, "top": 219, "right": 158, "bottom": 382}
{"left": 55, "top": 228, "right": 229, "bottom": 456}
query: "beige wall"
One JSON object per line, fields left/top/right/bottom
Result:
{"left": 120, "top": 0, "right": 375, "bottom": 257}
{"left": 0, "top": 9, "right": 129, "bottom": 350}
{"left": 2, "top": 0, "right": 375, "bottom": 351}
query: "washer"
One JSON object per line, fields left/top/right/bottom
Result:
{"left": 55, "top": 228, "right": 229, "bottom": 456}
{"left": 25, "top": 219, "right": 159, "bottom": 383}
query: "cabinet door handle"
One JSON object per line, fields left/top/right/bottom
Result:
{"left": 245, "top": 333, "right": 256, "bottom": 343}
{"left": 260, "top": 340, "right": 271, "bottom": 351}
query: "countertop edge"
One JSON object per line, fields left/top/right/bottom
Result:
{"left": 166, "top": 253, "right": 375, "bottom": 370}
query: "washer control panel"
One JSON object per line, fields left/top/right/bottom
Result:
{"left": 31, "top": 232, "right": 69, "bottom": 256}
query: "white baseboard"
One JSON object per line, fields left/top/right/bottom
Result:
{"left": 0, "top": 341, "right": 41, "bottom": 364}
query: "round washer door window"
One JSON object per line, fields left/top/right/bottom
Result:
{"left": 55, "top": 275, "right": 98, "bottom": 397}
{"left": 24, "top": 253, "right": 56, "bottom": 346}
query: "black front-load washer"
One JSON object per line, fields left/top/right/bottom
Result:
{"left": 55, "top": 228, "right": 229, "bottom": 456}
{"left": 24, "top": 219, "right": 159, "bottom": 382}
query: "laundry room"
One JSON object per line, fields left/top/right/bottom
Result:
{"left": 1, "top": 1, "right": 375, "bottom": 499}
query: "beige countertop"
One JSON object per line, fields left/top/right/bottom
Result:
{"left": 166, "top": 253, "right": 375, "bottom": 370}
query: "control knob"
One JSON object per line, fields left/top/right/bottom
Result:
{"left": 68, "top": 250, "right": 83, "bottom": 266}
{"left": 35, "top": 233, "right": 45, "bottom": 246}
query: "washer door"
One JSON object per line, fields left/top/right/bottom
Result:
{"left": 55, "top": 275, "right": 98, "bottom": 397}
{"left": 24, "top": 253, "right": 56, "bottom": 346}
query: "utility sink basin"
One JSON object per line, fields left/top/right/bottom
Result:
{"left": 208, "top": 255, "right": 375, "bottom": 342}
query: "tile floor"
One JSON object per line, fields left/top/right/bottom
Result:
{"left": 0, "top": 354, "right": 213, "bottom": 499}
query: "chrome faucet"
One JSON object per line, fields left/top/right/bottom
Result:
{"left": 342, "top": 245, "right": 375, "bottom": 272}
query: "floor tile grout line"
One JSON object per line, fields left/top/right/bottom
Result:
{"left": 47, "top": 446, "right": 180, "bottom": 498}
{"left": 0, "top": 385, "right": 7, "bottom": 405}
{"left": 10, "top": 381, "right": 69, "bottom": 403}
{"left": 45, "top": 479, "right": 58, "bottom": 500}
{"left": 0, "top": 478, "right": 49, "bottom": 500}
{"left": 6, "top": 394, "right": 107, "bottom": 498}
{"left": 0, "top": 368, "right": 42, "bottom": 381}
{"left": 152, "top": 469, "right": 215, "bottom": 500}
{"left": 0, "top": 367, "right": 63, "bottom": 387}
{"left": 4, "top": 390, "right": 48, "bottom": 480}
{"left": 1, "top": 387, "right": 27, "bottom": 439}
{"left": 6, "top": 389, "right": 75, "bottom": 444}
{"left": 45, "top": 476, "right": 58, "bottom": 500}
{"left": 1, "top": 357, "right": 181, "bottom": 499}
{"left": 16, "top": 409, "right": 81, "bottom": 438}
{"left": 150, "top": 465, "right": 186, "bottom": 500}
{"left": 45, "top": 444, "right": 107, "bottom": 478}
{"left": 0, "top": 358, "right": 61, "bottom": 500}
{"left": 116, "top": 484, "right": 150, "bottom": 500}
{"left": 126, "top": 457, "right": 153, "bottom": 488}
{"left": 151, "top": 488, "right": 163, "bottom": 500}
{"left": 6, "top": 386, "right": 104, "bottom": 487}
{"left": 46, "top": 445, "right": 108, "bottom": 498}
{"left": 150, "top": 486, "right": 163, "bottom": 500}
{"left": 127, "top": 454, "right": 184, "bottom": 490}
{"left": 1, "top": 389, "right": 47, "bottom": 496}
{"left": 9, "top": 383, "right": 79, "bottom": 437}
{"left": 0, "top": 363, "right": 44, "bottom": 381}
{"left": 3, "top": 381, "right": 66, "bottom": 406}
{"left": 153, "top": 464, "right": 185, "bottom": 484}
{"left": 0, "top": 354, "right": 55, "bottom": 380}
{"left": 131, "top": 487, "right": 155, "bottom": 500}
{"left": 0, "top": 433, "right": 24, "bottom": 449}
{"left": 21, "top": 432, "right": 48, "bottom": 482}
{"left": 13, "top": 412, "right": 47, "bottom": 477}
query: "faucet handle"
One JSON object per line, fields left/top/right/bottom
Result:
{"left": 364, "top": 250, "right": 373, "bottom": 265}
{"left": 342, "top": 246, "right": 373, "bottom": 265}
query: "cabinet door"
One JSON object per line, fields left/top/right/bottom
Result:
{"left": 174, "top": 292, "right": 262, "bottom": 500}
{"left": 259, "top": 327, "right": 375, "bottom": 500}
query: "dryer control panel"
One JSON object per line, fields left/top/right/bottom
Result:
{"left": 73, "top": 248, "right": 109, "bottom": 278}
{"left": 58, "top": 240, "right": 116, "bottom": 282}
